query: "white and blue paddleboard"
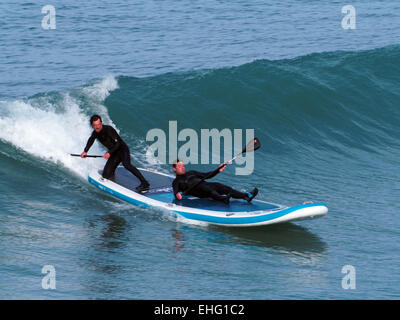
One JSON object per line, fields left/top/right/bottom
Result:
{"left": 88, "top": 167, "right": 328, "bottom": 227}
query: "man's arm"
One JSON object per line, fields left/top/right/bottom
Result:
{"left": 106, "top": 126, "right": 122, "bottom": 154}
{"left": 83, "top": 131, "right": 96, "bottom": 153}
{"left": 190, "top": 163, "right": 226, "bottom": 180}
{"left": 172, "top": 179, "right": 182, "bottom": 200}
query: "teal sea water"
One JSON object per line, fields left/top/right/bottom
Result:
{"left": 1, "top": 1, "right": 400, "bottom": 299}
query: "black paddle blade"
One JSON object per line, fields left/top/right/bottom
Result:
{"left": 242, "top": 137, "right": 261, "bottom": 153}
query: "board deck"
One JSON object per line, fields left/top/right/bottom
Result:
{"left": 88, "top": 167, "right": 328, "bottom": 227}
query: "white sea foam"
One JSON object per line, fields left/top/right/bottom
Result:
{"left": 0, "top": 76, "right": 119, "bottom": 178}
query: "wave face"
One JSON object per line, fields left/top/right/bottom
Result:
{"left": 1, "top": 46, "right": 399, "bottom": 178}
{"left": 106, "top": 45, "right": 400, "bottom": 158}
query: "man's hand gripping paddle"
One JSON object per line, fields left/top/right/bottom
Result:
{"left": 183, "top": 137, "right": 261, "bottom": 195}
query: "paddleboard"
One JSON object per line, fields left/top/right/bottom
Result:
{"left": 88, "top": 167, "right": 328, "bottom": 227}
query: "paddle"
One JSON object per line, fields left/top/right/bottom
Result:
{"left": 70, "top": 154, "right": 103, "bottom": 158}
{"left": 183, "top": 137, "right": 261, "bottom": 195}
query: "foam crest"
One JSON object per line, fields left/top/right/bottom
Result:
{"left": 0, "top": 76, "right": 120, "bottom": 178}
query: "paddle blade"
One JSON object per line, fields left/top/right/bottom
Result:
{"left": 242, "top": 137, "right": 261, "bottom": 153}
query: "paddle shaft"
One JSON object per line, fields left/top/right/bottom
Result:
{"left": 70, "top": 154, "right": 103, "bottom": 158}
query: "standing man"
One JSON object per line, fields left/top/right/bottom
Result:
{"left": 81, "top": 114, "right": 150, "bottom": 192}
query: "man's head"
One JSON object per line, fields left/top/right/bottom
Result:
{"left": 172, "top": 159, "right": 185, "bottom": 175}
{"left": 90, "top": 114, "right": 103, "bottom": 133}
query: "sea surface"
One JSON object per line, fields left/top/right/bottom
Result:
{"left": 0, "top": 1, "right": 399, "bottom": 299}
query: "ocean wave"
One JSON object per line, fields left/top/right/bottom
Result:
{"left": 1, "top": 46, "right": 399, "bottom": 177}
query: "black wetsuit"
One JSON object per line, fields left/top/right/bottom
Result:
{"left": 172, "top": 168, "right": 248, "bottom": 203}
{"left": 84, "top": 125, "right": 148, "bottom": 184}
